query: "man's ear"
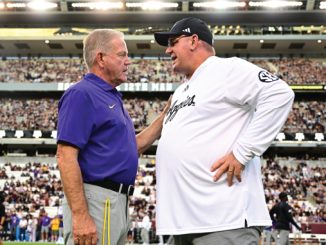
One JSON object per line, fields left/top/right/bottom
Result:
{"left": 96, "top": 52, "right": 105, "bottom": 68}
{"left": 190, "top": 35, "right": 199, "bottom": 51}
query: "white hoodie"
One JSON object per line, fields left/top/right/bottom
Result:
{"left": 156, "top": 56, "right": 294, "bottom": 235}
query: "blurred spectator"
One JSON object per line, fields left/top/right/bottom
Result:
{"left": 9, "top": 211, "right": 19, "bottom": 241}
{"left": 0, "top": 192, "right": 5, "bottom": 245}
{"left": 50, "top": 215, "right": 60, "bottom": 242}
{"left": 40, "top": 212, "right": 51, "bottom": 241}
{"left": 18, "top": 215, "right": 28, "bottom": 241}
{"left": 270, "top": 192, "right": 302, "bottom": 245}
{"left": 140, "top": 211, "right": 151, "bottom": 245}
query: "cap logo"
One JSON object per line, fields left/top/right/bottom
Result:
{"left": 182, "top": 28, "right": 191, "bottom": 33}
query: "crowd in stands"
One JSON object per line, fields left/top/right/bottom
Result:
{"left": 0, "top": 58, "right": 86, "bottom": 84}
{"left": 272, "top": 59, "right": 326, "bottom": 85}
{"left": 0, "top": 57, "right": 325, "bottom": 85}
{"left": 282, "top": 100, "right": 326, "bottom": 134}
{"left": 0, "top": 161, "right": 63, "bottom": 242}
{"left": 262, "top": 159, "right": 325, "bottom": 223}
{"left": 0, "top": 157, "right": 324, "bottom": 243}
{"left": 128, "top": 59, "right": 184, "bottom": 84}
{"left": 0, "top": 98, "right": 57, "bottom": 131}
{"left": 0, "top": 98, "right": 325, "bottom": 134}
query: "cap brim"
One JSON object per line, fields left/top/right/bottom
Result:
{"left": 154, "top": 32, "right": 182, "bottom": 46}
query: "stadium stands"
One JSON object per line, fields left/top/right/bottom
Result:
{"left": 0, "top": 52, "right": 324, "bottom": 245}
{"left": 0, "top": 157, "right": 324, "bottom": 243}
{"left": 0, "top": 98, "right": 325, "bottom": 135}
{"left": 0, "top": 57, "right": 325, "bottom": 85}
{"left": 0, "top": 1, "right": 325, "bottom": 243}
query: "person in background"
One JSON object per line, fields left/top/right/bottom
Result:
{"left": 15, "top": 208, "right": 23, "bottom": 241}
{"left": 140, "top": 211, "right": 152, "bottom": 245}
{"left": 30, "top": 214, "right": 39, "bottom": 242}
{"left": 40, "top": 212, "right": 51, "bottom": 242}
{"left": 9, "top": 210, "right": 19, "bottom": 241}
{"left": 0, "top": 193, "right": 6, "bottom": 245}
{"left": 50, "top": 215, "right": 60, "bottom": 242}
{"left": 58, "top": 214, "right": 64, "bottom": 242}
{"left": 292, "top": 212, "right": 302, "bottom": 245}
{"left": 18, "top": 215, "right": 28, "bottom": 241}
{"left": 27, "top": 214, "right": 33, "bottom": 242}
{"left": 270, "top": 192, "right": 302, "bottom": 245}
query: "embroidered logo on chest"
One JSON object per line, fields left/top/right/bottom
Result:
{"left": 165, "top": 95, "right": 196, "bottom": 124}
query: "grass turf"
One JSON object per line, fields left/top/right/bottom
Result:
{"left": 4, "top": 242, "right": 57, "bottom": 245}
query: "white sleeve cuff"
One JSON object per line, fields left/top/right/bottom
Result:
{"left": 233, "top": 145, "right": 253, "bottom": 166}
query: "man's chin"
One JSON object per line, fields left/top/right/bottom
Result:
{"left": 172, "top": 65, "right": 181, "bottom": 74}
{"left": 172, "top": 64, "right": 177, "bottom": 71}
{"left": 111, "top": 78, "right": 126, "bottom": 87}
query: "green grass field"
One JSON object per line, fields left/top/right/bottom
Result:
{"left": 4, "top": 242, "right": 57, "bottom": 245}
{"left": 2, "top": 239, "right": 323, "bottom": 245}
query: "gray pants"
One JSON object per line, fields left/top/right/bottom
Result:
{"left": 141, "top": 228, "right": 149, "bottom": 244}
{"left": 63, "top": 183, "right": 130, "bottom": 245}
{"left": 276, "top": 229, "right": 290, "bottom": 245}
{"left": 173, "top": 227, "right": 261, "bottom": 245}
{"left": 262, "top": 230, "right": 277, "bottom": 245}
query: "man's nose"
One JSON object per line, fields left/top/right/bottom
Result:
{"left": 165, "top": 47, "right": 172, "bottom": 55}
{"left": 125, "top": 57, "right": 132, "bottom": 65}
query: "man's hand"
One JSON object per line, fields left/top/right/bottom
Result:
{"left": 72, "top": 213, "right": 98, "bottom": 245}
{"left": 57, "top": 144, "right": 97, "bottom": 244}
{"left": 210, "top": 152, "right": 245, "bottom": 186}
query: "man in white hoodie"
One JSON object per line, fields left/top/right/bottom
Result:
{"left": 140, "top": 211, "right": 151, "bottom": 245}
{"left": 154, "top": 17, "right": 294, "bottom": 245}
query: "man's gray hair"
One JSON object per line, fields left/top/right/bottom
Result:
{"left": 83, "top": 29, "right": 124, "bottom": 71}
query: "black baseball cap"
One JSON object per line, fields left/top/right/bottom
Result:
{"left": 154, "top": 17, "right": 213, "bottom": 47}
